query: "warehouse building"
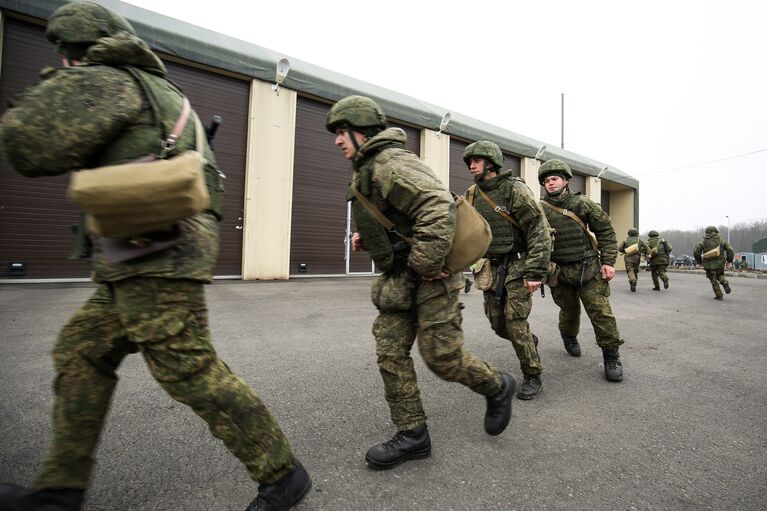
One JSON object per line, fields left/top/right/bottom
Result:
{"left": 0, "top": 0, "right": 639, "bottom": 281}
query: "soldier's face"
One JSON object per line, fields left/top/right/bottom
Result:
{"left": 544, "top": 175, "right": 567, "bottom": 194}
{"left": 334, "top": 128, "right": 367, "bottom": 160}
{"left": 468, "top": 157, "right": 491, "bottom": 179}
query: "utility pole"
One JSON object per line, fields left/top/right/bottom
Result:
{"left": 726, "top": 215, "right": 730, "bottom": 245}
{"left": 560, "top": 92, "right": 564, "bottom": 149}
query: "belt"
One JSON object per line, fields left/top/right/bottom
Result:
{"left": 488, "top": 252, "right": 526, "bottom": 265}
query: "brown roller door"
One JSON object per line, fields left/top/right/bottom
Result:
{"left": 0, "top": 17, "right": 247, "bottom": 278}
{"left": 163, "top": 61, "right": 248, "bottom": 277}
{"left": 291, "top": 97, "right": 420, "bottom": 275}
{"left": 0, "top": 17, "right": 88, "bottom": 279}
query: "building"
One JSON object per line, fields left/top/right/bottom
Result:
{"left": 0, "top": 0, "right": 639, "bottom": 281}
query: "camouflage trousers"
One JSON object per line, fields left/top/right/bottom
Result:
{"left": 482, "top": 273, "right": 541, "bottom": 377}
{"left": 371, "top": 272, "right": 502, "bottom": 431}
{"left": 705, "top": 268, "right": 729, "bottom": 297}
{"left": 34, "top": 278, "right": 293, "bottom": 490}
{"left": 650, "top": 264, "right": 669, "bottom": 288}
{"left": 550, "top": 261, "right": 623, "bottom": 349}
{"left": 625, "top": 262, "right": 640, "bottom": 284}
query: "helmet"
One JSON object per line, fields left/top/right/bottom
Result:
{"left": 705, "top": 225, "right": 719, "bottom": 234}
{"left": 648, "top": 230, "right": 659, "bottom": 237}
{"left": 325, "top": 95, "right": 386, "bottom": 134}
{"left": 463, "top": 140, "right": 504, "bottom": 169}
{"left": 538, "top": 159, "right": 573, "bottom": 184}
{"left": 628, "top": 228, "right": 639, "bottom": 236}
{"left": 46, "top": 2, "right": 136, "bottom": 46}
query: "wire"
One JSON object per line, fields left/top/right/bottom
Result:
{"left": 634, "top": 147, "right": 767, "bottom": 177}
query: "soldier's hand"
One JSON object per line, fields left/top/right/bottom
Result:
{"left": 600, "top": 264, "right": 616, "bottom": 281}
{"left": 523, "top": 279, "right": 542, "bottom": 293}
{"left": 351, "top": 232, "right": 365, "bottom": 252}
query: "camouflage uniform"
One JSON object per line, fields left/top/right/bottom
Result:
{"left": 617, "top": 228, "right": 645, "bottom": 291}
{"left": 694, "top": 226, "right": 735, "bottom": 299}
{"left": 645, "top": 231, "right": 671, "bottom": 290}
{"left": 538, "top": 161, "right": 623, "bottom": 356}
{"left": 347, "top": 128, "right": 503, "bottom": 431}
{"left": 0, "top": 5, "right": 295, "bottom": 493}
{"left": 464, "top": 144, "right": 550, "bottom": 380}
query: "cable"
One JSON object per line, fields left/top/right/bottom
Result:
{"left": 634, "top": 147, "right": 767, "bottom": 177}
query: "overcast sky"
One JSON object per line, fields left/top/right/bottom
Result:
{"left": 122, "top": 0, "right": 766, "bottom": 233}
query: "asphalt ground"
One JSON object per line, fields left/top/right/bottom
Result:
{"left": 0, "top": 271, "right": 765, "bottom": 510}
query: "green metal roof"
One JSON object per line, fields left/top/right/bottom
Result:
{"left": 1, "top": 0, "right": 638, "bottom": 189}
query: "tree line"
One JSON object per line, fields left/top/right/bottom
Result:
{"left": 638, "top": 218, "right": 767, "bottom": 257}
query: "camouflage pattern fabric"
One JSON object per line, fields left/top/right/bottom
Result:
{"left": 352, "top": 129, "right": 502, "bottom": 431}
{"left": 618, "top": 235, "right": 645, "bottom": 285}
{"left": 704, "top": 269, "right": 729, "bottom": 298}
{"left": 34, "top": 279, "right": 293, "bottom": 490}
{"left": 694, "top": 235, "right": 735, "bottom": 271}
{"left": 372, "top": 273, "right": 502, "bottom": 431}
{"left": 549, "top": 264, "right": 623, "bottom": 349}
{"left": 482, "top": 262, "right": 541, "bottom": 376}
{"left": 650, "top": 263, "right": 669, "bottom": 289}
{"left": 624, "top": 262, "right": 641, "bottom": 285}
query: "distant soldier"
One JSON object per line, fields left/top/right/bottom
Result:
{"left": 617, "top": 228, "right": 645, "bottom": 292}
{"left": 740, "top": 258, "right": 748, "bottom": 271}
{"left": 538, "top": 159, "right": 625, "bottom": 382}
{"left": 326, "top": 96, "right": 515, "bottom": 471}
{"left": 463, "top": 140, "right": 551, "bottom": 400}
{"left": 694, "top": 226, "right": 735, "bottom": 300}
{"left": 645, "top": 231, "right": 672, "bottom": 291}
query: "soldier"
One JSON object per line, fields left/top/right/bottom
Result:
{"left": 326, "top": 96, "right": 515, "bottom": 470}
{"left": 0, "top": 4, "right": 310, "bottom": 510}
{"left": 538, "top": 160, "right": 624, "bottom": 382}
{"left": 617, "top": 228, "right": 645, "bottom": 292}
{"left": 645, "top": 230, "right": 672, "bottom": 291}
{"left": 462, "top": 141, "right": 551, "bottom": 400}
{"left": 694, "top": 226, "right": 735, "bottom": 300}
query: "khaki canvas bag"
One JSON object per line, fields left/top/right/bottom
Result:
{"left": 625, "top": 243, "right": 639, "bottom": 255}
{"left": 68, "top": 97, "right": 209, "bottom": 238}
{"left": 351, "top": 184, "right": 491, "bottom": 274}
{"left": 702, "top": 244, "right": 721, "bottom": 261}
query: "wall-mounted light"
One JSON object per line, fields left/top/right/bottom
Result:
{"left": 596, "top": 166, "right": 608, "bottom": 181}
{"left": 272, "top": 58, "right": 290, "bottom": 94}
{"left": 437, "top": 112, "right": 451, "bottom": 137}
{"left": 534, "top": 144, "right": 546, "bottom": 161}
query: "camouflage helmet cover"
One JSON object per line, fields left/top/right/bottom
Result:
{"left": 538, "top": 159, "right": 574, "bottom": 184}
{"left": 46, "top": 2, "right": 136, "bottom": 46}
{"left": 463, "top": 140, "right": 504, "bottom": 169}
{"left": 705, "top": 225, "right": 719, "bottom": 234}
{"left": 628, "top": 228, "right": 639, "bottom": 236}
{"left": 648, "top": 230, "right": 659, "bottom": 237}
{"left": 325, "top": 95, "right": 387, "bottom": 133}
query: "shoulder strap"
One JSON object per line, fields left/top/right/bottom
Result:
{"left": 476, "top": 186, "right": 521, "bottom": 228}
{"left": 350, "top": 181, "right": 413, "bottom": 244}
{"left": 467, "top": 184, "right": 476, "bottom": 206}
{"left": 540, "top": 199, "right": 598, "bottom": 250}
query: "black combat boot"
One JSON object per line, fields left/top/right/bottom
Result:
{"left": 0, "top": 484, "right": 84, "bottom": 510}
{"left": 246, "top": 459, "right": 312, "bottom": 511}
{"left": 630, "top": 282, "right": 636, "bottom": 292}
{"left": 652, "top": 286, "right": 660, "bottom": 291}
{"left": 561, "top": 333, "right": 581, "bottom": 357}
{"left": 365, "top": 424, "right": 431, "bottom": 470}
{"left": 723, "top": 282, "right": 731, "bottom": 294}
{"left": 663, "top": 280, "right": 669, "bottom": 289}
{"left": 714, "top": 295, "right": 723, "bottom": 301}
{"left": 484, "top": 373, "right": 516, "bottom": 435}
{"left": 517, "top": 374, "right": 542, "bottom": 400}
{"left": 602, "top": 347, "right": 623, "bottom": 382}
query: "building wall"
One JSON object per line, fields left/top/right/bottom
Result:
{"left": 608, "top": 189, "right": 636, "bottom": 271}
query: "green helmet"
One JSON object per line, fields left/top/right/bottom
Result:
{"left": 46, "top": 2, "right": 136, "bottom": 47}
{"left": 705, "top": 225, "right": 719, "bottom": 234}
{"left": 538, "top": 159, "right": 573, "bottom": 184}
{"left": 628, "top": 228, "right": 639, "bottom": 236}
{"left": 325, "top": 95, "right": 387, "bottom": 135}
{"left": 463, "top": 140, "right": 504, "bottom": 169}
{"left": 648, "top": 230, "right": 659, "bottom": 237}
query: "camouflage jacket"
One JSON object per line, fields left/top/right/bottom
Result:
{"left": 541, "top": 189, "right": 617, "bottom": 267}
{"left": 646, "top": 235, "right": 672, "bottom": 266}
{"left": 349, "top": 128, "right": 455, "bottom": 278}
{"left": 0, "top": 32, "right": 221, "bottom": 283}
{"left": 468, "top": 171, "right": 551, "bottom": 281}
{"left": 618, "top": 236, "right": 646, "bottom": 264}
{"left": 694, "top": 235, "right": 735, "bottom": 270}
